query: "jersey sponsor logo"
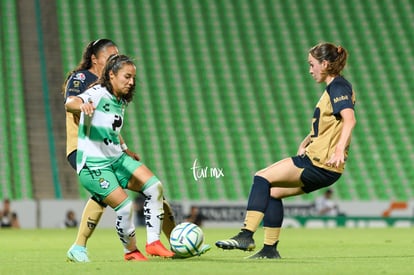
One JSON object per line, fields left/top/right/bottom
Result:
{"left": 103, "top": 103, "right": 110, "bottom": 112}
{"left": 67, "top": 88, "right": 81, "bottom": 94}
{"left": 112, "top": 115, "right": 123, "bottom": 131}
{"left": 74, "top": 72, "right": 86, "bottom": 81}
{"left": 333, "top": 95, "right": 349, "bottom": 103}
{"left": 103, "top": 138, "right": 113, "bottom": 146}
{"left": 87, "top": 217, "right": 98, "bottom": 229}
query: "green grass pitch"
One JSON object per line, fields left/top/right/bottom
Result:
{"left": 1, "top": 227, "right": 413, "bottom": 274}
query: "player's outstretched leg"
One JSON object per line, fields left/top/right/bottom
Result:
{"left": 246, "top": 241, "right": 281, "bottom": 259}
{"left": 215, "top": 229, "right": 256, "bottom": 251}
{"left": 217, "top": 176, "right": 271, "bottom": 251}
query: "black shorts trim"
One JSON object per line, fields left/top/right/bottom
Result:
{"left": 292, "top": 155, "right": 341, "bottom": 193}
{"left": 90, "top": 195, "right": 108, "bottom": 208}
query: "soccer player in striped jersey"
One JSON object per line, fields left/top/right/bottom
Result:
{"left": 216, "top": 42, "right": 356, "bottom": 259}
{"left": 66, "top": 54, "right": 176, "bottom": 260}
{"left": 64, "top": 40, "right": 177, "bottom": 262}
{"left": 64, "top": 39, "right": 120, "bottom": 263}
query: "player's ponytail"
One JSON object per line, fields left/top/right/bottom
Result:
{"left": 333, "top": 45, "right": 348, "bottom": 75}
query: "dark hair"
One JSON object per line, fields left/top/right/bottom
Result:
{"left": 61, "top": 39, "right": 117, "bottom": 94}
{"left": 97, "top": 54, "right": 136, "bottom": 103}
{"left": 309, "top": 42, "right": 348, "bottom": 76}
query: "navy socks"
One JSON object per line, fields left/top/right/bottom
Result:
{"left": 246, "top": 175, "right": 271, "bottom": 212}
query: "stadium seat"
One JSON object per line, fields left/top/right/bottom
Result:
{"left": 54, "top": 0, "right": 414, "bottom": 202}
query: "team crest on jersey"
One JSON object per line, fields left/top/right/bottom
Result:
{"left": 99, "top": 178, "right": 110, "bottom": 189}
{"left": 74, "top": 72, "right": 86, "bottom": 81}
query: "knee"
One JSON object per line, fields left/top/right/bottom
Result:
{"left": 254, "top": 170, "right": 269, "bottom": 182}
{"left": 270, "top": 188, "right": 282, "bottom": 199}
{"left": 141, "top": 177, "right": 164, "bottom": 196}
{"left": 254, "top": 170, "right": 263, "bottom": 177}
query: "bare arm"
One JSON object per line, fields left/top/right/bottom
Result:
{"left": 297, "top": 134, "right": 312, "bottom": 156}
{"left": 64, "top": 96, "right": 81, "bottom": 114}
{"left": 65, "top": 96, "right": 95, "bottom": 116}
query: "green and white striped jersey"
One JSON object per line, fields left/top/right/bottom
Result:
{"left": 76, "top": 84, "right": 127, "bottom": 174}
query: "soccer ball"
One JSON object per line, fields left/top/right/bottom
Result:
{"left": 169, "top": 222, "right": 204, "bottom": 257}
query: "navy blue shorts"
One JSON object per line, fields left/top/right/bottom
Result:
{"left": 67, "top": 150, "right": 77, "bottom": 170}
{"left": 292, "top": 155, "right": 341, "bottom": 193}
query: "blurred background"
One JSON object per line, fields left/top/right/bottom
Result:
{"left": 1, "top": 0, "right": 413, "bottom": 219}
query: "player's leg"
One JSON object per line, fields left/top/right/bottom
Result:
{"left": 246, "top": 187, "right": 303, "bottom": 259}
{"left": 103, "top": 187, "right": 147, "bottom": 261}
{"left": 72, "top": 166, "right": 147, "bottom": 261}
{"left": 76, "top": 198, "right": 105, "bottom": 245}
{"left": 248, "top": 156, "right": 341, "bottom": 259}
{"left": 126, "top": 164, "right": 174, "bottom": 257}
{"left": 244, "top": 156, "right": 308, "bottom": 259}
{"left": 215, "top": 157, "right": 303, "bottom": 251}
{"left": 66, "top": 150, "right": 106, "bottom": 263}
{"left": 67, "top": 197, "right": 105, "bottom": 262}
{"left": 162, "top": 198, "right": 176, "bottom": 239}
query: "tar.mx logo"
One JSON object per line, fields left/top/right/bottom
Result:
{"left": 191, "top": 159, "right": 224, "bottom": 181}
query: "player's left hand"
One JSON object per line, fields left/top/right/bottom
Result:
{"left": 326, "top": 152, "right": 345, "bottom": 168}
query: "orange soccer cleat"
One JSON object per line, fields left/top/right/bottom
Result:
{"left": 124, "top": 249, "right": 148, "bottom": 261}
{"left": 145, "top": 240, "right": 175, "bottom": 258}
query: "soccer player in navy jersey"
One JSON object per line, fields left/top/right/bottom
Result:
{"left": 216, "top": 42, "right": 356, "bottom": 259}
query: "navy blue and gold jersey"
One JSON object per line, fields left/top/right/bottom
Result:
{"left": 64, "top": 70, "right": 98, "bottom": 99}
{"left": 65, "top": 70, "right": 98, "bottom": 156}
{"left": 306, "top": 76, "right": 355, "bottom": 173}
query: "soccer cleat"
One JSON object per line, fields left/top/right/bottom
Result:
{"left": 215, "top": 230, "right": 256, "bottom": 251}
{"left": 198, "top": 244, "right": 211, "bottom": 255}
{"left": 124, "top": 250, "right": 148, "bottom": 261}
{"left": 66, "top": 244, "right": 90, "bottom": 263}
{"left": 172, "top": 243, "right": 212, "bottom": 259}
{"left": 146, "top": 240, "right": 175, "bottom": 258}
{"left": 246, "top": 241, "right": 281, "bottom": 259}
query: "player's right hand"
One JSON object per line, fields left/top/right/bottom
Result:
{"left": 80, "top": 100, "right": 95, "bottom": 117}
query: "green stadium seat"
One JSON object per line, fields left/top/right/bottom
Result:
{"left": 55, "top": 0, "right": 414, "bottom": 202}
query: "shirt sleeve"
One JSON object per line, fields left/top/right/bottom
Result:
{"left": 65, "top": 72, "right": 90, "bottom": 99}
{"left": 78, "top": 85, "right": 102, "bottom": 106}
{"left": 328, "top": 81, "right": 354, "bottom": 115}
